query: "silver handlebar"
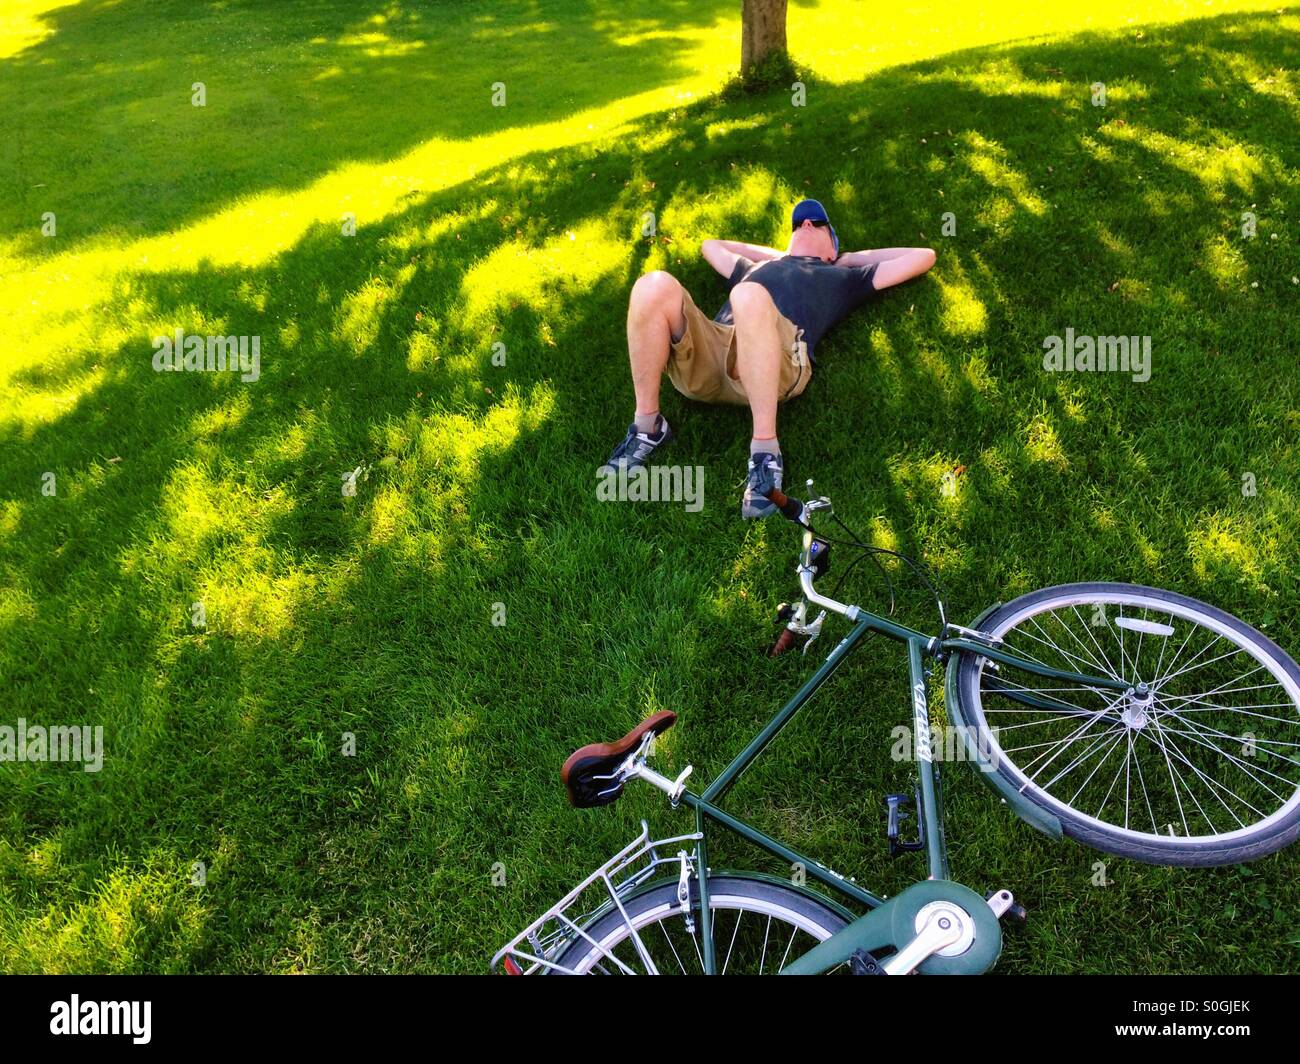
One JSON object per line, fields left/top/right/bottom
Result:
{"left": 792, "top": 481, "right": 860, "bottom": 621}
{"left": 798, "top": 561, "right": 859, "bottom": 621}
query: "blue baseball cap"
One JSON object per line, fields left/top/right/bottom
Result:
{"left": 791, "top": 198, "right": 838, "bottom": 256}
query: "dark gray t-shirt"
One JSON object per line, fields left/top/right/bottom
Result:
{"left": 714, "top": 255, "right": 879, "bottom": 363}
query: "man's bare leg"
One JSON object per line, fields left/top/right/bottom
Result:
{"left": 729, "top": 281, "right": 783, "bottom": 441}
{"left": 729, "top": 281, "right": 786, "bottom": 518}
{"left": 600, "top": 271, "right": 685, "bottom": 471}
{"left": 626, "top": 270, "right": 686, "bottom": 426}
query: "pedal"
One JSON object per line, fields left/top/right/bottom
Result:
{"left": 885, "top": 791, "right": 925, "bottom": 857}
{"left": 986, "top": 889, "right": 1028, "bottom": 929}
{"left": 848, "top": 948, "right": 886, "bottom": 975}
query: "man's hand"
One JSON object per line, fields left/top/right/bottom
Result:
{"left": 701, "top": 238, "right": 784, "bottom": 278}
{"left": 836, "top": 247, "right": 936, "bottom": 289}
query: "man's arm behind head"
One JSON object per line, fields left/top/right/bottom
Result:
{"left": 701, "top": 238, "right": 784, "bottom": 278}
{"left": 837, "top": 247, "right": 936, "bottom": 289}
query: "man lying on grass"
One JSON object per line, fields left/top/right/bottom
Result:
{"left": 601, "top": 199, "right": 936, "bottom": 517}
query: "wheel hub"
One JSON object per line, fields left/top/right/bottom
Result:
{"left": 1120, "top": 683, "right": 1153, "bottom": 729}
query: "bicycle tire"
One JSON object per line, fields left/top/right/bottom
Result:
{"left": 953, "top": 582, "right": 1300, "bottom": 866}
{"left": 552, "top": 874, "right": 850, "bottom": 974}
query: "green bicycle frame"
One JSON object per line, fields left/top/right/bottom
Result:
{"left": 658, "top": 599, "right": 1131, "bottom": 975}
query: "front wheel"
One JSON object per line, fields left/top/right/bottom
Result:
{"left": 552, "top": 874, "right": 850, "bottom": 974}
{"left": 953, "top": 582, "right": 1300, "bottom": 866}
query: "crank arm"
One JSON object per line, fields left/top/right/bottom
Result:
{"left": 881, "top": 909, "right": 964, "bottom": 974}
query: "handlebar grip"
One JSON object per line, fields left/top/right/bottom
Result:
{"left": 767, "top": 629, "right": 797, "bottom": 657}
{"left": 765, "top": 489, "right": 803, "bottom": 522}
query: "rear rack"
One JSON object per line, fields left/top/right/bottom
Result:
{"left": 491, "top": 821, "right": 704, "bottom": 974}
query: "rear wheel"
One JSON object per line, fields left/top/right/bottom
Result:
{"left": 553, "top": 874, "right": 850, "bottom": 974}
{"left": 954, "top": 582, "right": 1300, "bottom": 866}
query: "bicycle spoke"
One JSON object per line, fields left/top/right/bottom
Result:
{"left": 1154, "top": 635, "right": 1238, "bottom": 689}
{"left": 1147, "top": 713, "right": 1194, "bottom": 837}
{"left": 1150, "top": 609, "right": 1175, "bottom": 690}
{"left": 1116, "top": 613, "right": 1130, "bottom": 686}
{"left": 1154, "top": 669, "right": 1277, "bottom": 712}
{"left": 1095, "top": 729, "right": 1137, "bottom": 828}
{"left": 1154, "top": 619, "right": 1208, "bottom": 692}
{"left": 1132, "top": 724, "right": 1258, "bottom": 829}
{"left": 1070, "top": 603, "right": 1124, "bottom": 680}
{"left": 1002, "top": 721, "right": 1117, "bottom": 753}
{"left": 1151, "top": 717, "right": 1299, "bottom": 790}
{"left": 992, "top": 711, "right": 1110, "bottom": 733}
{"left": 686, "top": 917, "right": 705, "bottom": 971}
{"left": 658, "top": 916, "right": 689, "bottom": 974}
{"left": 1128, "top": 730, "right": 1158, "bottom": 834}
{"left": 1045, "top": 606, "right": 1114, "bottom": 677}
{"left": 1066, "top": 726, "right": 1129, "bottom": 809}
{"left": 721, "top": 908, "right": 742, "bottom": 975}
{"left": 1158, "top": 704, "right": 1300, "bottom": 757}
{"left": 1018, "top": 701, "right": 1125, "bottom": 787}
{"left": 1039, "top": 722, "right": 1128, "bottom": 793}
{"left": 1158, "top": 671, "right": 1275, "bottom": 704}
{"left": 985, "top": 672, "right": 1112, "bottom": 710}
{"left": 777, "top": 923, "right": 799, "bottom": 973}
{"left": 1021, "top": 613, "right": 1116, "bottom": 680}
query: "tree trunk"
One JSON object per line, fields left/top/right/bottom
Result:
{"left": 740, "top": 0, "right": 788, "bottom": 75}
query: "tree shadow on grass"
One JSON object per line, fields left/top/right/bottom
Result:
{"left": 1, "top": 6, "right": 1298, "bottom": 971}
{"left": 1, "top": 0, "right": 736, "bottom": 257}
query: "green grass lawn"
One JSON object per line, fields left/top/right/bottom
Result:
{"left": 2, "top": 0, "right": 1298, "bottom": 973}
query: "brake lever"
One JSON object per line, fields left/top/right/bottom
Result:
{"left": 803, "top": 478, "right": 833, "bottom": 516}
{"left": 799, "top": 610, "right": 826, "bottom": 655}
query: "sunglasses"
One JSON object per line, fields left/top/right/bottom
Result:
{"left": 792, "top": 218, "right": 831, "bottom": 230}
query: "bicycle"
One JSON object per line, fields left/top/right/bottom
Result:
{"left": 493, "top": 482, "right": 1300, "bottom": 974}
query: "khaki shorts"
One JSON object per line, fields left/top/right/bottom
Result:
{"left": 665, "top": 287, "right": 811, "bottom": 406}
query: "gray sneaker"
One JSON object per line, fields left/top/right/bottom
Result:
{"left": 600, "top": 415, "right": 673, "bottom": 473}
{"left": 742, "top": 451, "right": 783, "bottom": 519}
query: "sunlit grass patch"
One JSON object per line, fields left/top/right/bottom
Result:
{"left": 459, "top": 219, "right": 627, "bottom": 330}
{"left": 0, "top": 849, "right": 209, "bottom": 975}
{"left": 1022, "top": 410, "right": 1068, "bottom": 470}
{"left": 0, "top": 0, "right": 61, "bottom": 59}
{"left": 1188, "top": 511, "right": 1271, "bottom": 587}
